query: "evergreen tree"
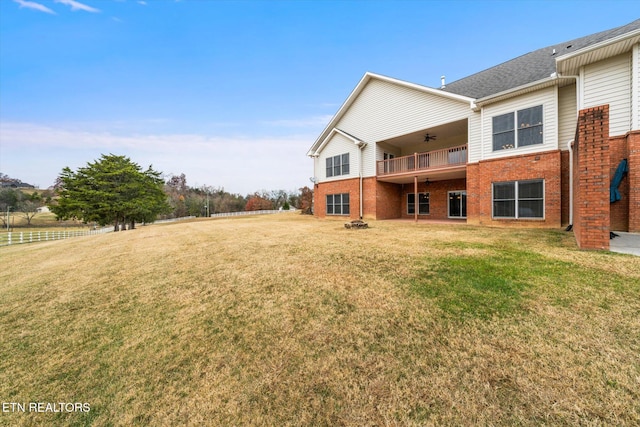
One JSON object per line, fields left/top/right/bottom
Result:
{"left": 51, "top": 154, "right": 170, "bottom": 231}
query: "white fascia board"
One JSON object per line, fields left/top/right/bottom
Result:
{"left": 556, "top": 29, "right": 640, "bottom": 73}
{"left": 474, "top": 76, "right": 559, "bottom": 107}
{"left": 370, "top": 72, "right": 475, "bottom": 104}
{"left": 310, "top": 128, "right": 365, "bottom": 157}
{"left": 334, "top": 128, "right": 365, "bottom": 146}
{"left": 307, "top": 73, "right": 373, "bottom": 157}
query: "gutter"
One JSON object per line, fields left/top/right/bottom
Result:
{"left": 473, "top": 76, "right": 559, "bottom": 109}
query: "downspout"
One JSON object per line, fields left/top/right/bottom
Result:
{"left": 309, "top": 154, "right": 319, "bottom": 215}
{"left": 357, "top": 141, "right": 366, "bottom": 219}
{"left": 553, "top": 72, "right": 580, "bottom": 229}
{"left": 480, "top": 106, "right": 484, "bottom": 160}
{"left": 568, "top": 139, "right": 574, "bottom": 227}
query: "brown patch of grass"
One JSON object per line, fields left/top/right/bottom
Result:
{"left": 1, "top": 213, "right": 639, "bottom": 425}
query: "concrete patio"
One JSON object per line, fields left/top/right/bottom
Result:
{"left": 610, "top": 231, "right": 640, "bottom": 256}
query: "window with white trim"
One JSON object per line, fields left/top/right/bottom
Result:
{"left": 326, "top": 153, "right": 350, "bottom": 178}
{"left": 492, "top": 105, "right": 543, "bottom": 151}
{"left": 326, "top": 193, "right": 350, "bottom": 215}
{"left": 407, "top": 193, "right": 429, "bottom": 215}
{"left": 492, "top": 180, "right": 544, "bottom": 219}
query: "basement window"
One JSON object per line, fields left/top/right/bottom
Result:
{"left": 326, "top": 193, "right": 350, "bottom": 215}
{"left": 492, "top": 180, "right": 544, "bottom": 219}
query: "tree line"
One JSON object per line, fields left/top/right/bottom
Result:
{"left": 0, "top": 187, "right": 54, "bottom": 228}
{"left": 1, "top": 154, "right": 313, "bottom": 231}
{"left": 164, "top": 172, "right": 312, "bottom": 218}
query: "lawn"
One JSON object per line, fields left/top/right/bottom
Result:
{"left": 1, "top": 213, "right": 639, "bottom": 426}
{"left": 1, "top": 212, "right": 91, "bottom": 232}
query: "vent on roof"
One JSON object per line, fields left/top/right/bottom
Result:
{"left": 440, "top": 75, "right": 446, "bottom": 89}
{"left": 552, "top": 48, "right": 556, "bottom": 55}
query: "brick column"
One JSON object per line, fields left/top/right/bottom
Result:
{"left": 573, "top": 105, "right": 610, "bottom": 250}
{"left": 628, "top": 131, "right": 640, "bottom": 232}
{"left": 465, "top": 163, "right": 480, "bottom": 225}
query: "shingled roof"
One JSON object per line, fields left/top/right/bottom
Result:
{"left": 441, "top": 18, "right": 640, "bottom": 100}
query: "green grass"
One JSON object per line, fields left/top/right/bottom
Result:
{"left": 410, "top": 252, "right": 532, "bottom": 319}
{"left": 1, "top": 214, "right": 639, "bottom": 426}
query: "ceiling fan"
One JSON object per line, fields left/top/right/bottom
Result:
{"left": 424, "top": 133, "right": 437, "bottom": 142}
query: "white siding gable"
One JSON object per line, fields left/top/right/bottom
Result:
{"left": 478, "top": 87, "right": 557, "bottom": 161}
{"left": 315, "top": 132, "right": 359, "bottom": 182}
{"left": 467, "top": 111, "right": 482, "bottom": 163}
{"left": 334, "top": 79, "right": 472, "bottom": 176}
{"left": 583, "top": 53, "right": 632, "bottom": 136}
{"left": 336, "top": 79, "right": 471, "bottom": 142}
{"left": 558, "top": 83, "right": 577, "bottom": 150}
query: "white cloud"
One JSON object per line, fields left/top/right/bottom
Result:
{"left": 13, "top": 0, "right": 56, "bottom": 14}
{"left": 0, "top": 122, "right": 313, "bottom": 194}
{"left": 261, "top": 115, "right": 333, "bottom": 128}
{"left": 54, "top": 0, "right": 100, "bottom": 13}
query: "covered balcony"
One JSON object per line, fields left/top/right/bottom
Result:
{"left": 376, "top": 119, "right": 468, "bottom": 184}
{"left": 377, "top": 144, "right": 467, "bottom": 179}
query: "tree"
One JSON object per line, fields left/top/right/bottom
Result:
{"left": 211, "top": 188, "right": 246, "bottom": 214}
{"left": 0, "top": 189, "right": 44, "bottom": 227}
{"left": 51, "top": 154, "right": 170, "bottom": 231}
{"left": 298, "top": 186, "right": 313, "bottom": 214}
{"left": 20, "top": 192, "right": 42, "bottom": 226}
{"left": 165, "top": 173, "right": 188, "bottom": 218}
{"left": 0, "top": 188, "right": 20, "bottom": 228}
{"left": 245, "top": 193, "right": 274, "bottom": 211}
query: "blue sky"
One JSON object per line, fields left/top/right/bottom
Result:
{"left": 1, "top": 0, "right": 638, "bottom": 194}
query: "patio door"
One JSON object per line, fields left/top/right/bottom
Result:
{"left": 448, "top": 191, "right": 467, "bottom": 218}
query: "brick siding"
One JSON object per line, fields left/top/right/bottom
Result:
{"left": 374, "top": 181, "right": 403, "bottom": 219}
{"left": 314, "top": 178, "right": 361, "bottom": 220}
{"left": 466, "top": 151, "right": 562, "bottom": 228}
{"left": 398, "top": 179, "right": 467, "bottom": 220}
{"left": 560, "top": 150, "right": 570, "bottom": 226}
{"left": 572, "top": 105, "right": 610, "bottom": 250}
{"left": 628, "top": 131, "right": 640, "bottom": 232}
{"left": 609, "top": 135, "right": 630, "bottom": 231}
{"left": 314, "top": 177, "right": 400, "bottom": 220}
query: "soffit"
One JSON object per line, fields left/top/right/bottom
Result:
{"left": 556, "top": 33, "right": 640, "bottom": 75}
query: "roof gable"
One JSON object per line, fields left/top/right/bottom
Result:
{"left": 307, "top": 73, "right": 473, "bottom": 156}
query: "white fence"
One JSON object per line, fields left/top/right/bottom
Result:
{"left": 0, "top": 228, "right": 112, "bottom": 247}
{"left": 210, "top": 209, "right": 291, "bottom": 218}
{"left": 152, "top": 216, "right": 196, "bottom": 225}
{"left": 0, "top": 216, "right": 198, "bottom": 247}
{"left": 0, "top": 214, "right": 288, "bottom": 246}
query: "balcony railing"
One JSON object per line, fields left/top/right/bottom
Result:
{"left": 377, "top": 144, "right": 467, "bottom": 177}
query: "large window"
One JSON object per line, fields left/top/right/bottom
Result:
{"left": 492, "top": 180, "right": 544, "bottom": 219}
{"left": 407, "top": 193, "right": 429, "bottom": 215}
{"left": 326, "top": 153, "right": 350, "bottom": 178}
{"left": 326, "top": 193, "right": 350, "bottom": 215}
{"left": 492, "top": 105, "right": 543, "bottom": 151}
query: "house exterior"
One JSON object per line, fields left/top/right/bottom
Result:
{"left": 307, "top": 19, "right": 640, "bottom": 250}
